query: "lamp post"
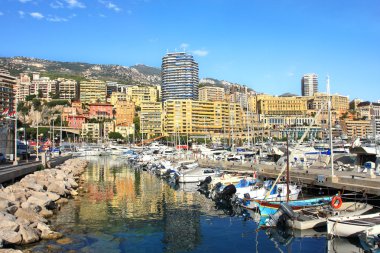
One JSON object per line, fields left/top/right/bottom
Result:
{"left": 36, "top": 112, "right": 39, "bottom": 161}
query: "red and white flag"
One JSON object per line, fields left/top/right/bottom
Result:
{"left": 1, "top": 108, "right": 9, "bottom": 116}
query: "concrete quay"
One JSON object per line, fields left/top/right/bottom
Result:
{"left": 198, "top": 159, "right": 380, "bottom": 196}
{"left": 0, "top": 154, "right": 73, "bottom": 185}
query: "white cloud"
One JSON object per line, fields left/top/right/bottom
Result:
{"left": 0, "top": 12, "right": 4, "bottom": 16}
{"left": 30, "top": 12, "right": 44, "bottom": 19}
{"left": 192, "top": 49, "right": 209, "bottom": 57}
{"left": 65, "top": 0, "right": 86, "bottom": 9}
{"left": 287, "top": 72, "right": 295, "bottom": 77}
{"left": 47, "top": 16, "right": 68, "bottom": 22}
{"left": 99, "top": 1, "right": 121, "bottom": 12}
{"left": 19, "top": 0, "right": 32, "bottom": 3}
{"left": 50, "top": 1, "right": 64, "bottom": 9}
{"left": 180, "top": 43, "right": 189, "bottom": 50}
{"left": 18, "top": 11, "right": 25, "bottom": 18}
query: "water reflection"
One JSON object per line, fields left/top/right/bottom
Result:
{"left": 22, "top": 156, "right": 369, "bottom": 253}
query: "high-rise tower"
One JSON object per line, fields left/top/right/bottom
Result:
{"left": 301, "top": 73, "right": 318, "bottom": 96}
{"left": 161, "top": 52, "right": 199, "bottom": 101}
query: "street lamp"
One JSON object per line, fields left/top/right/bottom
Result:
{"left": 36, "top": 112, "right": 40, "bottom": 161}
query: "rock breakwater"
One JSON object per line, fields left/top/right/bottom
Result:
{"left": 0, "top": 158, "right": 88, "bottom": 249}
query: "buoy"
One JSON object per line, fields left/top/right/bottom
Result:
{"left": 331, "top": 196, "right": 343, "bottom": 209}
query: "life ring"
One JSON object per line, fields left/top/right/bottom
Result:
{"left": 331, "top": 196, "right": 343, "bottom": 209}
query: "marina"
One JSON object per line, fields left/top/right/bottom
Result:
{"left": 17, "top": 156, "right": 371, "bottom": 253}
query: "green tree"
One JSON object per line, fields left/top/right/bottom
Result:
{"left": 25, "top": 95, "right": 36, "bottom": 101}
{"left": 38, "top": 89, "right": 44, "bottom": 98}
{"left": 32, "top": 99, "right": 42, "bottom": 111}
{"left": 109, "top": 132, "right": 123, "bottom": 140}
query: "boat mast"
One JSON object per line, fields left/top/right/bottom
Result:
{"left": 327, "top": 76, "right": 334, "bottom": 177}
{"left": 286, "top": 131, "right": 290, "bottom": 202}
{"left": 247, "top": 98, "right": 250, "bottom": 147}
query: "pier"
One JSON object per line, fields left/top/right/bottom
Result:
{"left": 198, "top": 159, "right": 380, "bottom": 195}
{"left": 0, "top": 154, "right": 73, "bottom": 184}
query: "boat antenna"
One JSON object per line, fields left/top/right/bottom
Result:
{"left": 286, "top": 131, "right": 290, "bottom": 202}
{"left": 327, "top": 75, "right": 334, "bottom": 177}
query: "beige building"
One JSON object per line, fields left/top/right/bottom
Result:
{"left": 307, "top": 92, "right": 349, "bottom": 117}
{"left": 80, "top": 80, "right": 107, "bottom": 103}
{"left": 57, "top": 79, "right": 77, "bottom": 100}
{"left": 199, "top": 86, "right": 225, "bottom": 102}
{"left": 110, "top": 92, "right": 128, "bottom": 105}
{"left": 30, "top": 74, "right": 57, "bottom": 99}
{"left": 15, "top": 73, "right": 31, "bottom": 102}
{"left": 257, "top": 95, "right": 308, "bottom": 115}
{"left": 126, "top": 86, "right": 158, "bottom": 106}
{"left": 341, "top": 120, "right": 372, "bottom": 139}
{"left": 357, "top": 102, "right": 380, "bottom": 120}
{"left": 141, "top": 102, "right": 163, "bottom": 138}
{"left": 81, "top": 121, "right": 114, "bottom": 141}
{"left": 163, "top": 100, "right": 242, "bottom": 136}
{"left": 115, "top": 100, "right": 135, "bottom": 127}
{"left": 115, "top": 125, "right": 135, "bottom": 139}
{"left": 0, "top": 69, "right": 16, "bottom": 112}
{"left": 81, "top": 123, "right": 100, "bottom": 141}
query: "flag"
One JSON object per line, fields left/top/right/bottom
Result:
{"left": 1, "top": 108, "right": 9, "bottom": 116}
{"left": 8, "top": 111, "right": 16, "bottom": 117}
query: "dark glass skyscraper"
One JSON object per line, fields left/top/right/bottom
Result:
{"left": 161, "top": 52, "right": 199, "bottom": 101}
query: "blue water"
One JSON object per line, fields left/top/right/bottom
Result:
{"left": 23, "top": 156, "right": 364, "bottom": 253}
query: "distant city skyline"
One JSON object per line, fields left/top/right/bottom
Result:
{"left": 1, "top": 0, "right": 379, "bottom": 101}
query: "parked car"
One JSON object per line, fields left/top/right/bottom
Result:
{"left": 0, "top": 153, "right": 6, "bottom": 163}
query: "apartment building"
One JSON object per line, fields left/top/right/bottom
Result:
{"left": 126, "top": 86, "right": 158, "bottom": 106}
{"left": 80, "top": 80, "right": 106, "bottom": 103}
{"left": 199, "top": 86, "right": 225, "bottom": 102}
{"left": 163, "top": 100, "right": 242, "bottom": 136}
{"left": 30, "top": 74, "right": 57, "bottom": 99}
{"left": 140, "top": 102, "right": 162, "bottom": 138}
{"left": 161, "top": 52, "right": 199, "bottom": 101}
{"left": 57, "top": 78, "right": 77, "bottom": 100}
{"left": 257, "top": 95, "right": 308, "bottom": 115}
{"left": 0, "top": 69, "right": 16, "bottom": 112}
{"left": 115, "top": 100, "right": 135, "bottom": 127}
{"left": 341, "top": 120, "right": 372, "bottom": 139}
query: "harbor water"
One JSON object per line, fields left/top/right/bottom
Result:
{"left": 23, "top": 156, "right": 366, "bottom": 252}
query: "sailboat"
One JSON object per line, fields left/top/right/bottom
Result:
{"left": 245, "top": 77, "right": 338, "bottom": 218}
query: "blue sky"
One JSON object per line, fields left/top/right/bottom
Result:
{"left": 1, "top": 0, "right": 379, "bottom": 101}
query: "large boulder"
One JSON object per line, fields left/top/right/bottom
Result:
{"left": 47, "top": 182, "right": 66, "bottom": 196}
{"left": 14, "top": 208, "right": 47, "bottom": 224}
{"left": 20, "top": 202, "right": 42, "bottom": 213}
{"left": 27, "top": 195, "right": 56, "bottom": 210}
{"left": 19, "top": 225, "right": 40, "bottom": 244}
{"left": 46, "top": 192, "right": 60, "bottom": 202}
{"left": 19, "top": 179, "right": 44, "bottom": 192}
{"left": 0, "top": 198, "right": 11, "bottom": 211}
{"left": 37, "top": 223, "right": 62, "bottom": 240}
{"left": 0, "top": 249, "right": 24, "bottom": 253}
{"left": 0, "top": 230, "right": 22, "bottom": 246}
{"left": 39, "top": 208, "right": 53, "bottom": 218}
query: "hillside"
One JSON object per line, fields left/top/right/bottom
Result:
{"left": 0, "top": 56, "right": 252, "bottom": 91}
{"left": 0, "top": 56, "right": 161, "bottom": 85}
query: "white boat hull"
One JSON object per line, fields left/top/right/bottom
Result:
{"left": 327, "top": 212, "right": 380, "bottom": 237}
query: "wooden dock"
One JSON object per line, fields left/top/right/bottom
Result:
{"left": 198, "top": 159, "right": 380, "bottom": 195}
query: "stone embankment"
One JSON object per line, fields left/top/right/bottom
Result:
{"left": 0, "top": 158, "right": 88, "bottom": 250}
